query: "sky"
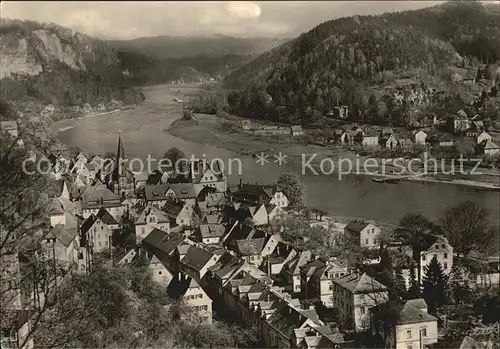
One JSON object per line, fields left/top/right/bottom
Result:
{"left": 1, "top": 1, "right": 499, "bottom": 40}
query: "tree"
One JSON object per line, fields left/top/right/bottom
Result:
{"left": 440, "top": 201, "right": 495, "bottom": 257}
{"left": 182, "top": 109, "right": 193, "bottom": 120}
{"left": 276, "top": 172, "right": 307, "bottom": 207}
{"left": 422, "top": 256, "right": 448, "bottom": 313}
{"left": 395, "top": 213, "right": 434, "bottom": 284}
{"left": 447, "top": 263, "right": 474, "bottom": 306}
{"left": 394, "top": 267, "right": 407, "bottom": 297}
{"left": 407, "top": 266, "right": 421, "bottom": 299}
{"left": 164, "top": 147, "right": 186, "bottom": 171}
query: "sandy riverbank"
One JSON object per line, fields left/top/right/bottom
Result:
{"left": 167, "top": 117, "right": 500, "bottom": 191}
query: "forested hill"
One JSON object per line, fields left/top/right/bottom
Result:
{"left": 116, "top": 50, "right": 251, "bottom": 86}
{"left": 222, "top": 1, "right": 500, "bottom": 124}
{"left": 0, "top": 19, "right": 144, "bottom": 119}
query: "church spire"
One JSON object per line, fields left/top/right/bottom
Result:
{"left": 117, "top": 129, "right": 125, "bottom": 160}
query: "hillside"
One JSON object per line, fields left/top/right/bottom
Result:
{"left": 0, "top": 19, "right": 144, "bottom": 119}
{"left": 222, "top": 1, "right": 500, "bottom": 125}
{"left": 116, "top": 50, "right": 250, "bottom": 85}
{"left": 107, "top": 35, "right": 290, "bottom": 60}
{"left": 109, "top": 35, "right": 291, "bottom": 85}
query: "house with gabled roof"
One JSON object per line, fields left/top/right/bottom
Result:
{"left": 134, "top": 205, "right": 170, "bottom": 243}
{"left": 197, "top": 192, "right": 227, "bottom": 215}
{"left": 193, "top": 223, "right": 226, "bottom": 244}
{"left": 362, "top": 130, "right": 380, "bottom": 148}
{"left": 81, "top": 186, "right": 123, "bottom": 219}
{"left": 300, "top": 257, "right": 348, "bottom": 308}
{"left": 180, "top": 245, "right": 220, "bottom": 280}
{"left": 189, "top": 160, "right": 227, "bottom": 195}
{"left": 40, "top": 224, "right": 79, "bottom": 267}
{"left": 163, "top": 200, "right": 196, "bottom": 228}
{"left": 263, "top": 300, "right": 325, "bottom": 348}
{"left": 236, "top": 238, "right": 266, "bottom": 266}
{"left": 292, "top": 322, "right": 348, "bottom": 349}
{"left": 96, "top": 207, "right": 120, "bottom": 231}
{"left": 141, "top": 229, "right": 186, "bottom": 273}
{"left": 233, "top": 182, "right": 288, "bottom": 208}
{"left": 80, "top": 213, "right": 113, "bottom": 254}
{"left": 371, "top": 298, "right": 438, "bottom": 349}
{"left": 414, "top": 130, "right": 428, "bottom": 145}
{"left": 476, "top": 130, "right": 492, "bottom": 145}
{"left": 168, "top": 276, "right": 213, "bottom": 324}
{"left": 344, "top": 220, "right": 381, "bottom": 249}
{"left": 144, "top": 183, "right": 197, "bottom": 208}
{"left": 331, "top": 272, "right": 388, "bottom": 330}
{"left": 420, "top": 234, "right": 453, "bottom": 276}
{"left": 146, "top": 254, "right": 174, "bottom": 287}
{"left": 281, "top": 251, "right": 313, "bottom": 295}
{"left": 0, "top": 310, "right": 34, "bottom": 349}
{"left": 481, "top": 139, "right": 500, "bottom": 158}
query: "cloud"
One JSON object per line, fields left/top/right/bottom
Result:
{"left": 225, "top": 2, "right": 261, "bottom": 19}
{"left": 0, "top": 1, "right": 448, "bottom": 40}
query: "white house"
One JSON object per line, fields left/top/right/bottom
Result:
{"left": 291, "top": 125, "right": 304, "bottom": 137}
{"left": 414, "top": 130, "right": 428, "bottom": 145}
{"left": 268, "top": 190, "right": 289, "bottom": 209}
{"left": 134, "top": 205, "right": 170, "bottom": 244}
{"left": 476, "top": 131, "right": 492, "bottom": 145}
{"left": 147, "top": 255, "right": 173, "bottom": 287}
{"left": 482, "top": 139, "right": 500, "bottom": 158}
{"left": 420, "top": 235, "right": 453, "bottom": 276}
{"left": 331, "top": 272, "right": 388, "bottom": 331}
{"left": 80, "top": 214, "right": 113, "bottom": 254}
{"left": 372, "top": 298, "right": 438, "bottom": 349}
{"left": 344, "top": 220, "right": 381, "bottom": 249}
{"left": 194, "top": 224, "right": 225, "bottom": 244}
{"left": 362, "top": 131, "right": 380, "bottom": 148}
{"left": 182, "top": 278, "right": 213, "bottom": 324}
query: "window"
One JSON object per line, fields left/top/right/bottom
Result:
{"left": 407, "top": 346, "right": 412, "bottom": 349}
{"left": 105, "top": 240, "right": 108, "bottom": 246}
{"left": 441, "top": 244, "right": 445, "bottom": 249}
{"left": 444, "top": 253, "right": 448, "bottom": 259}
{"left": 444, "top": 263, "right": 448, "bottom": 269}
{"left": 141, "top": 228, "right": 145, "bottom": 235}
{"left": 329, "top": 284, "right": 333, "bottom": 291}
{"left": 365, "top": 238, "right": 369, "bottom": 245}
{"left": 360, "top": 306, "right": 366, "bottom": 314}
{"left": 406, "top": 330, "right": 412, "bottom": 339}
{"left": 101, "top": 225, "right": 104, "bottom": 230}
{"left": 421, "top": 328, "right": 427, "bottom": 337}
{"left": 435, "top": 244, "right": 438, "bottom": 249}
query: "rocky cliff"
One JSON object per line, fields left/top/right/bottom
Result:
{"left": 0, "top": 19, "right": 143, "bottom": 117}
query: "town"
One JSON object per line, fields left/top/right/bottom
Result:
{"left": 1, "top": 121, "right": 498, "bottom": 349}
{"left": 1, "top": 1, "right": 500, "bottom": 349}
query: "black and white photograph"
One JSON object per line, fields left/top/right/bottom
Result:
{"left": 1, "top": 1, "right": 499, "bottom": 348}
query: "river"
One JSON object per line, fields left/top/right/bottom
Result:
{"left": 53, "top": 84, "right": 500, "bottom": 226}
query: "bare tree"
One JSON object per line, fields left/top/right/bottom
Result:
{"left": 440, "top": 201, "right": 495, "bottom": 258}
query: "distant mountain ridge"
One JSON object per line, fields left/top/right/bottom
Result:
{"left": 107, "top": 35, "right": 291, "bottom": 60}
